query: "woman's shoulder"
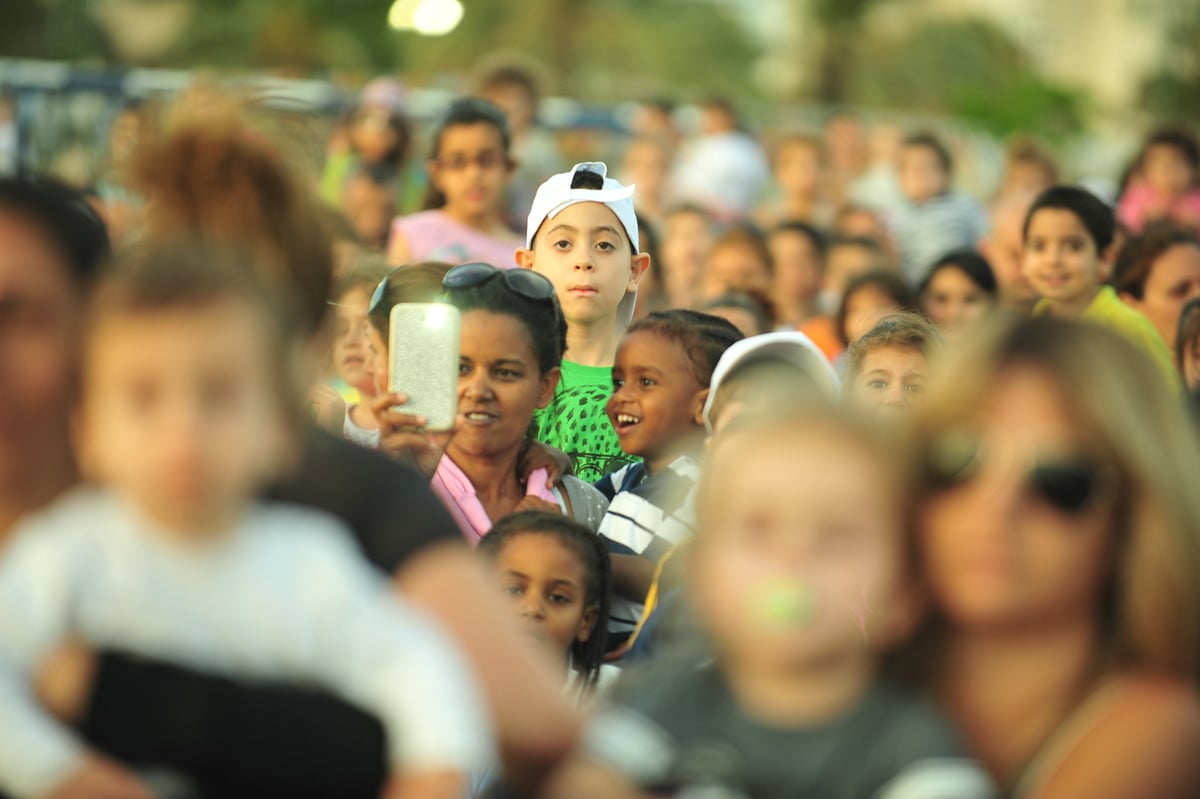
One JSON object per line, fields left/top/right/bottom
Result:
{"left": 559, "top": 476, "right": 611, "bottom": 531}
{"left": 1030, "top": 673, "right": 1200, "bottom": 799}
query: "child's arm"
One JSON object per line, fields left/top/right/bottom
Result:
{"left": 0, "top": 517, "right": 148, "bottom": 799}
{"left": 610, "top": 555, "right": 656, "bottom": 604}
{"left": 299, "top": 526, "right": 492, "bottom": 792}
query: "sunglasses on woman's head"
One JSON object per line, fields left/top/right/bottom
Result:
{"left": 442, "top": 262, "right": 556, "bottom": 303}
{"left": 925, "top": 431, "right": 1108, "bottom": 516}
{"left": 367, "top": 268, "right": 401, "bottom": 316}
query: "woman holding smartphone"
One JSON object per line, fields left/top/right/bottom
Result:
{"left": 368, "top": 262, "right": 608, "bottom": 543}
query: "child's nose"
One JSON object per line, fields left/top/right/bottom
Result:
{"left": 520, "top": 595, "right": 546, "bottom": 620}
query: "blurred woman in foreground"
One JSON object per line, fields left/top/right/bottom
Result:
{"left": 909, "top": 316, "right": 1200, "bottom": 798}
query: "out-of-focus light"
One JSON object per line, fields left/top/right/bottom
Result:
{"left": 412, "top": 0, "right": 464, "bottom": 36}
{"left": 387, "top": 0, "right": 420, "bottom": 31}
{"left": 389, "top": 0, "right": 462, "bottom": 35}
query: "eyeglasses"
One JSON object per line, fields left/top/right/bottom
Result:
{"left": 442, "top": 262, "right": 557, "bottom": 303}
{"left": 434, "top": 151, "right": 508, "bottom": 171}
{"left": 925, "top": 431, "right": 1109, "bottom": 516}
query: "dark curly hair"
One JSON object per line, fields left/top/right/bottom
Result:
{"left": 625, "top": 309, "right": 744, "bottom": 387}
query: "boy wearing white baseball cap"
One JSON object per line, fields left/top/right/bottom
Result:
{"left": 515, "top": 162, "right": 650, "bottom": 482}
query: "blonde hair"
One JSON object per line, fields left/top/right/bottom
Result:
{"left": 911, "top": 315, "right": 1200, "bottom": 681}
{"left": 846, "top": 311, "right": 941, "bottom": 380}
{"left": 698, "top": 404, "right": 910, "bottom": 545}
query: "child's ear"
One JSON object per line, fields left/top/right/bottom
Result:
{"left": 1097, "top": 241, "right": 1118, "bottom": 281}
{"left": 536, "top": 366, "right": 561, "bottom": 409}
{"left": 626, "top": 252, "right": 651, "bottom": 292}
{"left": 515, "top": 248, "right": 535, "bottom": 270}
{"left": 576, "top": 602, "right": 599, "bottom": 643}
{"left": 691, "top": 388, "right": 710, "bottom": 427}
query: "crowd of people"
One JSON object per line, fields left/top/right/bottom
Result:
{"left": 1, "top": 60, "right": 1200, "bottom": 799}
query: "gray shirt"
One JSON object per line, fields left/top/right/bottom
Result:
{"left": 583, "top": 659, "right": 996, "bottom": 799}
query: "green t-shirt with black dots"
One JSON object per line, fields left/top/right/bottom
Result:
{"left": 535, "top": 360, "right": 638, "bottom": 484}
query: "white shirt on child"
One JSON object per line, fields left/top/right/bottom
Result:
{"left": 0, "top": 487, "right": 492, "bottom": 799}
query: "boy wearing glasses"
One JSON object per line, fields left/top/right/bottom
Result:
{"left": 517, "top": 162, "right": 650, "bottom": 482}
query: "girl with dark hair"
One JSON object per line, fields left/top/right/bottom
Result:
{"left": 1117, "top": 127, "right": 1200, "bottom": 233}
{"left": 836, "top": 269, "right": 920, "bottom": 347}
{"left": 919, "top": 248, "right": 998, "bottom": 338}
{"left": 320, "top": 78, "right": 414, "bottom": 210}
{"left": 372, "top": 263, "right": 608, "bottom": 543}
{"left": 478, "top": 510, "right": 614, "bottom": 698}
{"left": 386, "top": 99, "right": 521, "bottom": 269}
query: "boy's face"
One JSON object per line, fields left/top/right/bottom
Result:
{"left": 770, "top": 230, "right": 823, "bottom": 306}
{"left": 824, "top": 243, "right": 881, "bottom": 299}
{"left": 898, "top": 144, "right": 947, "bottom": 203}
{"left": 607, "top": 329, "right": 705, "bottom": 466}
{"left": 1021, "top": 208, "right": 1107, "bottom": 306}
{"left": 775, "top": 141, "right": 821, "bottom": 197}
{"left": 620, "top": 140, "right": 669, "bottom": 202}
{"left": 661, "top": 210, "right": 714, "bottom": 306}
{"left": 851, "top": 344, "right": 929, "bottom": 418}
{"left": 701, "top": 242, "right": 771, "bottom": 302}
{"left": 78, "top": 299, "right": 289, "bottom": 536}
{"left": 692, "top": 426, "right": 910, "bottom": 670}
{"left": 982, "top": 202, "right": 1039, "bottom": 311}
{"left": 341, "top": 176, "right": 395, "bottom": 249}
{"left": 517, "top": 202, "right": 648, "bottom": 327}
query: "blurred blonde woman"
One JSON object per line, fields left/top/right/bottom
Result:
{"left": 907, "top": 315, "right": 1200, "bottom": 798}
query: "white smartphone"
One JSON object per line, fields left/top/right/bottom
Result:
{"left": 387, "top": 303, "right": 461, "bottom": 432}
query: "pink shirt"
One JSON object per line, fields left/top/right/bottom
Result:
{"left": 1117, "top": 183, "right": 1200, "bottom": 233}
{"left": 430, "top": 457, "right": 561, "bottom": 545}
{"left": 390, "top": 209, "right": 521, "bottom": 268}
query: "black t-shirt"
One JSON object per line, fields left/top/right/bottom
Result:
{"left": 78, "top": 429, "right": 462, "bottom": 798}
{"left": 266, "top": 428, "right": 460, "bottom": 572}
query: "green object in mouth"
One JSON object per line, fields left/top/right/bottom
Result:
{"left": 748, "top": 577, "right": 814, "bottom": 628}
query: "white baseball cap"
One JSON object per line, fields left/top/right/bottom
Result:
{"left": 525, "top": 162, "right": 639, "bottom": 251}
{"left": 702, "top": 331, "right": 841, "bottom": 432}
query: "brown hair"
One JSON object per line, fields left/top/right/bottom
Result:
{"left": 129, "top": 90, "right": 334, "bottom": 336}
{"left": 910, "top": 316, "right": 1200, "bottom": 681}
{"left": 708, "top": 224, "right": 773, "bottom": 274}
{"left": 1112, "top": 223, "right": 1200, "bottom": 301}
{"left": 846, "top": 312, "right": 941, "bottom": 379}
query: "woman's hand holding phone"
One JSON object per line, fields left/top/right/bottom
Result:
{"left": 370, "top": 392, "right": 454, "bottom": 478}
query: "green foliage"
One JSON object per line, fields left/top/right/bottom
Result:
{"left": 850, "top": 17, "right": 1087, "bottom": 141}
{"left": 1138, "top": 1, "right": 1200, "bottom": 120}
{"left": 0, "top": 0, "right": 762, "bottom": 102}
